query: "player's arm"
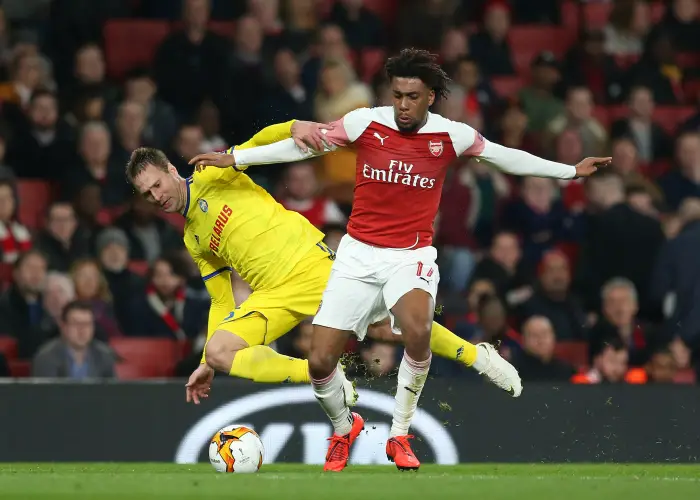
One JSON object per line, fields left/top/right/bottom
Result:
{"left": 235, "top": 119, "right": 330, "bottom": 154}
{"left": 194, "top": 252, "right": 235, "bottom": 363}
{"left": 452, "top": 123, "right": 610, "bottom": 179}
{"left": 189, "top": 108, "right": 371, "bottom": 168}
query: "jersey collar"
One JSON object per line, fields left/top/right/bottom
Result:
{"left": 181, "top": 176, "right": 193, "bottom": 217}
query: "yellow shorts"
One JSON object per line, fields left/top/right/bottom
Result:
{"left": 216, "top": 242, "right": 334, "bottom": 346}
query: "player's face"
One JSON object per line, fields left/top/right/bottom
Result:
{"left": 133, "top": 164, "right": 183, "bottom": 213}
{"left": 391, "top": 77, "right": 435, "bottom": 132}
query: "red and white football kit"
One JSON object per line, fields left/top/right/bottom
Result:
{"left": 233, "top": 107, "right": 577, "bottom": 338}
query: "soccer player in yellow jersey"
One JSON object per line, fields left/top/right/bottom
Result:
{"left": 126, "top": 119, "right": 517, "bottom": 404}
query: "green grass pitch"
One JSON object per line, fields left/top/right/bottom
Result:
{"left": 1, "top": 464, "right": 699, "bottom": 500}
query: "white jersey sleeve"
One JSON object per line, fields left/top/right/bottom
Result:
{"left": 232, "top": 108, "right": 374, "bottom": 167}
{"left": 447, "top": 120, "right": 577, "bottom": 180}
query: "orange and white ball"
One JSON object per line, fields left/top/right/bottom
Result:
{"left": 208, "top": 425, "right": 264, "bottom": 473}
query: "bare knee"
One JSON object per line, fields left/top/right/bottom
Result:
{"left": 397, "top": 313, "right": 432, "bottom": 360}
{"left": 204, "top": 330, "right": 248, "bottom": 372}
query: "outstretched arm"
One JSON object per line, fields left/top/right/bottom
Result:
{"left": 235, "top": 120, "right": 331, "bottom": 152}
{"left": 453, "top": 124, "right": 610, "bottom": 179}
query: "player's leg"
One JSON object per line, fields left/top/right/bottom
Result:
{"left": 367, "top": 320, "right": 522, "bottom": 395}
{"left": 205, "top": 310, "right": 310, "bottom": 384}
{"left": 310, "top": 270, "right": 380, "bottom": 472}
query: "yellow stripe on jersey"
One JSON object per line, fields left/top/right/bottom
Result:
{"left": 184, "top": 119, "right": 324, "bottom": 350}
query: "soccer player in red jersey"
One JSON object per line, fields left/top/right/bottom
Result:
{"left": 191, "top": 49, "right": 610, "bottom": 472}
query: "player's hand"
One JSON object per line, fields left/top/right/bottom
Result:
{"left": 188, "top": 153, "right": 236, "bottom": 169}
{"left": 185, "top": 363, "right": 215, "bottom": 405}
{"left": 291, "top": 120, "right": 334, "bottom": 153}
{"left": 574, "top": 157, "right": 612, "bottom": 178}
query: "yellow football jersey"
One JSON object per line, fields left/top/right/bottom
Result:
{"left": 183, "top": 121, "right": 325, "bottom": 337}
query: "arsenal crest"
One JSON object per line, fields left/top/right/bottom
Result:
{"left": 429, "top": 140, "right": 443, "bottom": 157}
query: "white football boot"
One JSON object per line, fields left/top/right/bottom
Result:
{"left": 337, "top": 361, "right": 359, "bottom": 406}
{"left": 476, "top": 343, "right": 523, "bottom": 397}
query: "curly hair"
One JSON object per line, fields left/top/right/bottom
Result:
{"left": 385, "top": 48, "right": 451, "bottom": 101}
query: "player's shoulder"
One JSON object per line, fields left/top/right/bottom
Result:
{"left": 421, "top": 111, "right": 474, "bottom": 135}
{"left": 343, "top": 106, "right": 396, "bottom": 139}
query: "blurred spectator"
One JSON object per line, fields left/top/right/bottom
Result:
{"left": 515, "top": 315, "right": 575, "bottom": 382}
{"left": 518, "top": 52, "right": 564, "bottom": 133}
{"left": 96, "top": 227, "right": 144, "bottom": 332}
{"left": 653, "top": 0, "right": 700, "bottom": 52}
{"left": 0, "top": 176, "right": 31, "bottom": 264}
{"left": 76, "top": 182, "right": 107, "bottom": 235}
{"left": 610, "top": 86, "right": 672, "bottom": 163}
{"left": 65, "top": 86, "right": 106, "bottom": 131}
{"left": 168, "top": 123, "right": 204, "bottom": 176}
{"left": 627, "top": 31, "right": 684, "bottom": 105}
{"left": 34, "top": 201, "right": 91, "bottom": 272}
{"left": 122, "top": 68, "right": 178, "bottom": 150}
{"left": 314, "top": 57, "right": 372, "bottom": 204}
{"left": 518, "top": 250, "right": 587, "bottom": 341}
{"left": 603, "top": 0, "right": 650, "bottom": 58}
{"left": 440, "top": 28, "right": 469, "bottom": 68}
{"left": 572, "top": 336, "right": 629, "bottom": 384}
{"left": 282, "top": 0, "right": 320, "bottom": 50}
{"left": 546, "top": 86, "right": 608, "bottom": 159}
{"left": 576, "top": 173, "right": 665, "bottom": 314}
{"left": 610, "top": 137, "right": 664, "bottom": 206}
{"left": 219, "top": 14, "right": 266, "bottom": 144}
{"left": 115, "top": 194, "right": 183, "bottom": 263}
{"left": 127, "top": 254, "right": 209, "bottom": 339}
{"left": 468, "top": 295, "right": 521, "bottom": 361}
{"left": 6, "top": 89, "right": 75, "bottom": 179}
{"left": 452, "top": 56, "right": 498, "bottom": 128}
{"left": 0, "top": 250, "right": 52, "bottom": 358}
{"left": 562, "top": 30, "right": 624, "bottom": 104}
{"left": 63, "top": 43, "right": 116, "bottom": 112}
{"left": 470, "top": 231, "right": 533, "bottom": 308}
{"left": 321, "top": 222, "right": 346, "bottom": 252}
{"left": 494, "top": 101, "right": 540, "bottom": 155}
{"left": 588, "top": 277, "right": 651, "bottom": 366}
{"left": 65, "top": 121, "right": 130, "bottom": 207}
{"left": 469, "top": 0, "right": 515, "bottom": 76}
{"left": 260, "top": 48, "right": 313, "bottom": 125}
{"left": 626, "top": 184, "right": 660, "bottom": 219}
{"left": 0, "top": 52, "right": 43, "bottom": 109}
{"left": 70, "top": 258, "right": 121, "bottom": 339}
{"left": 650, "top": 198, "right": 700, "bottom": 350}
{"left": 43, "top": 272, "right": 75, "bottom": 338}
{"left": 301, "top": 24, "right": 350, "bottom": 96}
{"left": 502, "top": 177, "right": 578, "bottom": 266}
{"left": 643, "top": 343, "right": 679, "bottom": 383}
{"left": 328, "top": 0, "right": 384, "bottom": 50}
{"left": 658, "top": 132, "right": 700, "bottom": 210}
{"left": 448, "top": 278, "right": 497, "bottom": 333}
{"left": 508, "top": 0, "right": 560, "bottom": 24}
{"left": 396, "top": 0, "right": 457, "bottom": 53}
{"left": 31, "top": 300, "right": 116, "bottom": 379}
{"left": 0, "top": 8, "right": 13, "bottom": 81}
{"left": 277, "top": 317, "right": 313, "bottom": 359}
{"left": 357, "top": 340, "right": 397, "bottom": 378}
{"left": 111, "top": 100, "right": 147, "bottom": 165}
{"left": 280, "top": 162, "right": 345, "bottom": 229}
{"left": 154, "top": 0, "right": 228, "bottom": 119}
{"left": 197, "top": 100, "right": 227, "bottom": 152}
{"left": 248, "top": 0, "right": 284, "bottom": 38}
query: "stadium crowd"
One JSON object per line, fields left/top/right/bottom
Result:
{"left": 0, "top": 0, "right": 699, "bottom": 385}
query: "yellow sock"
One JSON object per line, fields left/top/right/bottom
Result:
{"left": 229, "top": 345, "right": 310, "bottom": 383}
{"left": 430, "top": 321, "right": 478, "bottom": 367}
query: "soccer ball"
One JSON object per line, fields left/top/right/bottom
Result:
{"left": 208, "top": 425, "right": 264, "bottom": 473}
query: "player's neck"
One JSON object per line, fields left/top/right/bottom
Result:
{"left": 177, "top": 178, "right": 188, "bottom": 216}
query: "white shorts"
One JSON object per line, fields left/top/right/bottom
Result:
{"left": 313, "top": 234, "right": 440, "bottom": 340}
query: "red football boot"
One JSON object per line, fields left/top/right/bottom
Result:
{"left": 323, "top": 412, "right": 365, "bottom": 472}
{"left": 386, "top": 435, "right": 421, "bottom": 471}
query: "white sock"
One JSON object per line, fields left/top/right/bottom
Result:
{"left": 472, "top": 344, "right": 490, "bottom": 372}
{"left": 311, "top": 368, "right": 353, "bottom": 436}
{"left": 390, "top": 351, "right": 431, "bottom": 437}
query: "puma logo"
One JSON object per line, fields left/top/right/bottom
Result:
{"left": 418, "top": 277, "right": 430, "bottom": 285}
{"left": 373, "top": 132, "right": 389, "bottom": 146}
{"left": 404, "top": 386, "right": 419, "bottom": 395}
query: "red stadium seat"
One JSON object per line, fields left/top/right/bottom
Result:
{"left": 104, "top": 20, "right": 170, "bottom": 80}
{"left": 650, "top": 2, "right": 666, "bottom": 23}
{"left": 9, "top": 359, "right": 31, "bottom": 377}
{"left": 0, "top": 263, "right": 12, "bottom": 289}
{"left": 170, "top": 21, "right": 235, "bottom": 40}
{"left": 677, "top": 52, "right": 700, "bottom": 69}
{"left": 592, "top": 106, "right": 610, "bottom": 128}
{"left": 683, "top": 80, "right": 700, "bottom": 104}
{"left": 0, "top": 336, "right": 17, "bottom": 359}
{"left": 583, "top": 2, "right": 612, "bottom": 30}
{"left": 109, "top": 338, "right": 181, "bottom": 377}
{"left": 554, "top": 341, "right": 588, "bottom": 370}
{"left": 561, "top": 1, "right": 579, "bottom": 31}
{"left": 159, "top": 211, "right": 185, "bottom": 232}
{"left": 128, "top": 260, "right": 150, "bottom": 276}
{"left": 654, "top": 106, "right": 696, "bottom": 135}
{"left": 115, "top": 363, "right": 166, "bottom": 380}
{"left": 673, "top": 369, "right": 696, "bottom": 384}
{"left": 491, "top": 76, "right": 523, "bottom": 100}
{"left": 508, "top": 26, "right": 574, "bottom": 76}
{"left": 16, "top": 180, "right": 53, "bottom": 229}
{"left": 360, "top": 48, "right": 386, "bottom": 83}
